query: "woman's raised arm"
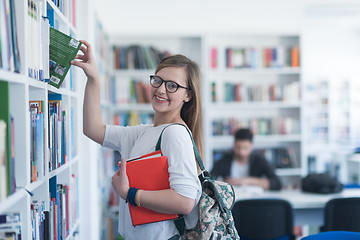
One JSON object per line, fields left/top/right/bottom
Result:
{"left": 71, "top": 40, "right": 105, "bottom": 144}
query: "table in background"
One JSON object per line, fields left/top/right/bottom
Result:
{"left": 234, "top": 186, "right": 360, "bottom": 226}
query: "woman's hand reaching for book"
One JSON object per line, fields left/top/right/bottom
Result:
{"left": 112, "top": 158, "right": 130, "bottom": 200}
{"left": 73, "top": 40, "right": 105, "bottom": 145}
{"left": 71, "top": 40, "right": 100, "bottom": 82}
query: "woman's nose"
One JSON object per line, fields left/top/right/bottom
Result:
{"left": 157, "top": 81, "right": 167, "bottom": 93}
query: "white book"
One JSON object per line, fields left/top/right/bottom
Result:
{"left": 4, "top": 0, "right": 15, "bottom": 72}
{"left": 277, "top": 46, "right": 285, "bottom": 68}
{"left": 36, "top": 1, "right": 43, "bottom": 80}
{"left": 0, "top": 0, "right": 9, "bottom": 71}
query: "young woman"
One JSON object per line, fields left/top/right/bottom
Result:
{"left": 71, "top": 41, "right": 203, "bottom": 240}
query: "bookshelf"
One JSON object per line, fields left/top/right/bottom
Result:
{"left": 0, "top": 0, "right": 82, "bottom": 239}
{"left": 302, "top": 7, "right": 360, "bottom": 184}
{"left": 205, "top": 34, "right": 302, "bottom": 188}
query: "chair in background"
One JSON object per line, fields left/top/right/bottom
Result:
{"left": 321, "top": 197, "right": 360, "bottom": 232}
{"left": 232, "top": 199, "right": 295, "bottom": 240}
{"left": 301, "top": 231, "right": 360, "bottom": 240}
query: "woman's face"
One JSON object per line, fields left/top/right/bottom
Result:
{"left": 151, "top": 67, "right": 191, "bottom": 118}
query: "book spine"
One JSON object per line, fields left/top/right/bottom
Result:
{"left": 212, "top": 117, "right": 300, "bottom": 136}
{"left": 210, "top": 47, "right": 217, "bottom": 69}
{"left": 214, "top": 81, "right": 300, "bottom": 103}
{"left": 113, "top": 45, "right": 171, "bottom": 70}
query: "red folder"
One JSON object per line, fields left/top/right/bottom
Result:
{"left": 121, "top": 150, "right": 178, "bottom": 226}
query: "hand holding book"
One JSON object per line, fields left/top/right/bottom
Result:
{"left": 114, "top": 150, "right": 178, "bottom": 226}
{"left": 49, "top": 28, "right": 82, "bottom": 88}
{"left": 112, "top": 158, "right": 129, "bottom": 200}
{"left": 70, "top": 40, "right": 101, "bottom": 82}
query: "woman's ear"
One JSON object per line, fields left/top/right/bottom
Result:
{"left": 184, "top": 90, "right": 193, "bottom": 103}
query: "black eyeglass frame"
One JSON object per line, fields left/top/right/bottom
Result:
{"left": 150, "top": 75, "right": 189, "bottom": 93}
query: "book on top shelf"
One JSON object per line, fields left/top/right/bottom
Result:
{"left": 49, "top": 27, "right": 81, "bottom": 88}
{"left": 0, "top": 0, "right": 21, "bottom": 73}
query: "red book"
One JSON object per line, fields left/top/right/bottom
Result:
{"left": 211, "top": 47, "right": 217, "bottom": 69}
{"left": 122, "top": 150, "right": 178, "bottom": 226}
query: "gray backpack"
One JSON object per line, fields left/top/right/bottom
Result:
{"left": 156, "top": 124, "right": 240, "bottom": 240}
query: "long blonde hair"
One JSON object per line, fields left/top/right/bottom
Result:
{"left": 155, "top": 54, "right": 204, "bottom": 159}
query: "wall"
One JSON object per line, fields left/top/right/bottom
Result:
{"left": 94, "top": 0, "right": 359, "bottom": 35}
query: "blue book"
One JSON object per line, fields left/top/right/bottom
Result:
{"left": 49, "top": 176, "right": 57, "bottom": 199}
{"left": 272, "top": 48, "right": 277, "bottom": 67}
{"left": 47, "top": 9, "right": 54, "bottom": 28}
{"left": 34, "top": 113, "right": 44, "bottom": 179}
{"left": 48, "top": 93, "right": 62, "bottom": 101}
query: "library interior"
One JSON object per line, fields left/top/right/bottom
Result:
{"left": 1, "top": 0, "right": 360, "bottom": 239}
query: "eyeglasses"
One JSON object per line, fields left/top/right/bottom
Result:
{"left": 150, "top": 75, "right": 189, "bottom": 93}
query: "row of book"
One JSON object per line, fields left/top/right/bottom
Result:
{"left": 27, "top": 0, "right": 48, "bottom": 81}
{"left": 113, "top": 112, "right": 154, "bottom": 127}
{"left": 213, "top": 146, "right": 298, "bottom": 169}
{"left": 0, "top": 82, "right": 16, "bottom": 202}
{"left": 211, "top": 46, "right": 300, "bottom": 69}
{"left": 0, "top": 0, "right": 20, "bottom": 73}
{"left": 29, "top": 94, "right": 73, "bottom": 183}
{"left": 50, "top": 0, "right": 76, "bottom": 27}
{"left": 31, "top": 174, "right": 78, "bottom": 240}
{"left": 212, "top": 81, "right": 300, "bottom": 103}
{"left": 212, "top": 117, "right": 300, "bottom": 136}
{"left": 1, "top": 0, "right": 78, "bottom": 90}
{"left": 114, "top": 45, "right": 171, "bottom": 70}
{"left": 113, "top": 79, "right": 152, "bottom": 104}
{"left": 48, "top": 94, "right": 68, "bottom": 172}
{"left": 0, "top": 212, "right": 21, "bottom": 239}
{"left": 257, "top": 147, "right": 298, "bottom": 168}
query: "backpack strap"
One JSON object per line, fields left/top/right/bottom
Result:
{"left": 155, "top": 123, "right": 209, "bottom": 236}
{"left": 155, "top": 123, "right": 209, "bottom": 178}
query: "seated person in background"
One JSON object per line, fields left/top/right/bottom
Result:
{"left": 210, "top": 128, "right": 282, "bottom": 190}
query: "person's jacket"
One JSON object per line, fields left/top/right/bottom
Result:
{"left": 210, "top": 151, "right": 282, "bottom": 190}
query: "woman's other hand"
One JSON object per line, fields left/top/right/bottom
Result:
{"left": 112, "top": 158, "right": 130, "bottom": 200}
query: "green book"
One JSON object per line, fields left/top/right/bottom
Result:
{"left": 49, "top": 28, "right": 82, "bottom": 88}
{"left": 0, "top": 81, "right": 10, "bottom": 196}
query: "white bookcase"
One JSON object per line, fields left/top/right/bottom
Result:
{"left": 204, "top": 34, "right": 302, "bottom": 188}
{"left": 0, "top": 0, "right": 84, "bottom": 239}
{"left": 302, "top": 6, "right": 360, "bottom": 183}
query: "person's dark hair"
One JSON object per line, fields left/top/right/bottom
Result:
{"left": 234, "top": 128, "right": 253, "bottom": 142}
